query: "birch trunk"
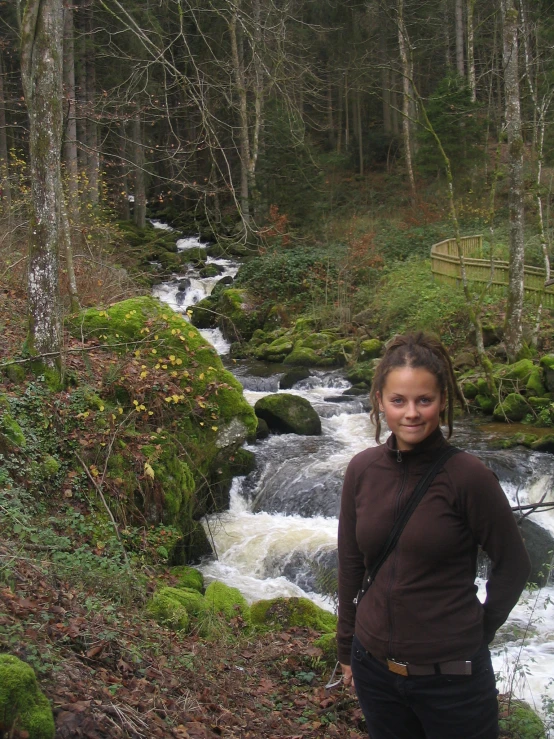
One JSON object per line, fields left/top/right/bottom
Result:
{"left": 229, "top": 7, "right": 251, "bottom": 228}
{"left": 502, "top": 0, "right": 525, "bottom": 361}
{"left": 467, "top": 0, "right": 476, "bottom": 101}
{"left": 132, "top": 114, "right": 146, "bottom": 229}
{"left": 20, "top": 0, "right": 64, "bottom": 368}
{"left": 455, "top": 0, "right": 465, "bottom": 77}
{"left": 0, "top": 51, "right": 11, "bottom": 209}
{"left": 85, "top": 3, "right": 99, "bottom": 205}
{"left": 63, "top": 3, "right": 79, "bottom": 227}
{"left": 397, "top": 0, "right": 416, "bottom": 197}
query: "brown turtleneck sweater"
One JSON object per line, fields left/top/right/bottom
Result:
{"left": 337, "top": 428, "right": 531, "bottom": 665}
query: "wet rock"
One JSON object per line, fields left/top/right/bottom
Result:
{"left": 518, "top": 517, "right": 554, "bottom": 586}
{"left": 254, "top": 393, "right": 322, "bottom": 436}
{"left": 493, "top": 393, "right": 531, "bottom": 422}
{"left": 279, "top": 368, "right": 311, "bottom": 390}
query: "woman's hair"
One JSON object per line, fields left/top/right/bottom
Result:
{"left": 369, "top": 332, "right": 467, "bottom": 443}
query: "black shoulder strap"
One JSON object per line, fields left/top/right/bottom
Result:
{"left": 353, "top": 446, "right": 461, "bottom": 607}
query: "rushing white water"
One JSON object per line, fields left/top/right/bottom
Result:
{"left": 154, "top": 228, "right": 554, "bottom": 716}
{"left": 150, "top": 219, "right": 174, "bottom": 231}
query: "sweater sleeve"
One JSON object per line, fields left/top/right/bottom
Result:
{"left": 456, "top": 458, "right": 531, "bottom": 644}
{"left": 337, "top": 458, "right": 366, "bottom": 664}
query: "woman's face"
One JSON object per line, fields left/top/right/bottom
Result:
{"left": 376, "top": 366, "right": 446, "bottom": 451}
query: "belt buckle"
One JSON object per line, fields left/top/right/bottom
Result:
{"left": 387, "top": 659, "right": 409, "bottom": 677}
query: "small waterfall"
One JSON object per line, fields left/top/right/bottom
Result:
{"left": 153, "top": 225, "right": 554, "bottom": 713}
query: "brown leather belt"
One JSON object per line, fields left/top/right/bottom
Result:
{"left": 385, "top": 657, "right": 472, "bottom": 677}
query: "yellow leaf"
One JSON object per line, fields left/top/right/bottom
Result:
{"left": 211, "top": 426, "right": 218, "bottom": 432}
{"left": 99, "top": 405, "right": 104, "bottom": 411}
{"left": 164, "top": 397, "right": 172, "bottom": 403}
{"left": 172, "top": 394, "right": 180, "bottom": 403}
{"left": 118, "top": 407, "right": 123, "bottom": 414}
{"left": 189, "top": 331, "right": 195, "bottom": 337}
{"left": 199, "top": 373, "right": 205, "bottom": 380}
{"left": 169, "top": 355, "right": 176, "bottom": 361}
{"left": 133, "top": 400, "right": 139, "bottom": 406}
{"left": 140, "top": 371, "right": 148, "bottom": 379}
{"left": 144, "top": 462, "right": 155, "bottom": 479}
{"left": 162, "top": 364, "right": 168, "bottom": 369}
{"left": 151, "top": 349, "right": 157, "bottom": 354}
{"left": 176, "top": 358, "right": 182, "bottom": 365}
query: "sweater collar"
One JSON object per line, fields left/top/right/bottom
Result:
{"left": 385, "top": 425, "right": 448, "bottom": 460}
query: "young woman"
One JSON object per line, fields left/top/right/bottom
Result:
{"left": 337, "top": 332, "right": 531, "bottom": 739}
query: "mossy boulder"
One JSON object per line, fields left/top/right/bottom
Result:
{"left": 322, "top": 339, "right": 356, "bottom": 367}
{"left": 0, "top": 654, "right": 55, "bottom": 739}
{"left": 256, "top": 417, "right": 270, "bottom": 439}
{"left": 254, "top": 394, "right": 321, "bottom": 436}
{"left": 313, "top": 632, "right": 337, "bottom": 665}
{"left": 172, "top": 566, "right": 204, "bottom": 592}
{"left": 189, "top": 296, "right": 218, "bottom": 329}
{"left": 499, "top": 699, "right": 546, "bottom": 739}
{"left": 345, "top": 361, "right": 377, "bottom": 387}
{"left": 526, "top": 369, "right": 547, "bottom": 397}
{"left": 279, "top": 368, "right": 311, "bottom": 390}
{"left": 250, "top": 597, "right": 337, "bottom": 633}
{"left": 217, "top": 288, "right": 261, "bottom": 342}
{"left": 67, "top": 297, "right": 257, "bottom": 560}
{"left": 204, "top": 581, "right": 251, "bottom": 622}
{"left": 539, "top": 355, "right": 554, "bottom": 392}
{"left": 283, "top": 345, "right": 320, "bottom": 367}
{"left": 293, "top": 317, "right": 317, "bottom": 335}
{"left": 493, "top": 393, "right": 531, "bottom": 422}
{"left": 462, "top": 381, "right": 479, "bottom": 400}
{"left": 475, "top": 394, "right": 495, "bottom": 414}
{"left": 531, "top": 434, "right": 554, "bottom": 454}
{"left": 0, "top": 412, "right": 26, "bottom": 449}
{"left": 147, "top": 589, "right": 191, "bottom": 630}
{"left": 496, "top": 359, "right": 535, "bottom": 386}
{"left": 257, "top": 337, "right": 294, "bottom": 361}
{"left": 3, "top": 363, "right": 26, "bottom": 384}
{"left": 359, "top": 339, "right": 383, "bottom": 361}
{"left": 301, "top": 333, "right": 332, "bottom": 351}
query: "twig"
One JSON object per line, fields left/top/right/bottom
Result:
{"left": 75, "top": 451, "right": 130, "bottom": 567}
{"left": 0, "top": 338, "right": 166, "bottom": 368}
{"left": 512, "top": 501, "right": 554, "bottom": 514}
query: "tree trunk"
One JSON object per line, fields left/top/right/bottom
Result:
{"left": 63, "top": 2, "right": 80, "bottom": 227}
{"left": 467, "top": 0, "right": 476, "bottom": 101}
{"left": 397, "top": 0, "right": 416, "bottom": 197}
{"left": 132, "top": 114, "right": 146, "bottom": 229}
{"left": 229, "top": 7, "right": 251, "bottom": 228}
{"left": 85, "top": 2, "right": 99, "bottom": 205}
{"left": 118, "top": 122, "right": 130, "bottom": 220}
{"left": 355, "top": 89, "right": 363, "bottom": 176}
{"left": 0, "top": 51, "right": 11, "bottom": 209}
{"left": 380, "top": 21, "right": 392, "bottom": 134}
{"left": 502, "top": 0, "right": 525, "bottom": 361}
{"left": 455, "top": 0, "right": 465, "bottom": 77}
{"left": 75, "top": 0, "right": 88, "bottom": 179}
{"left": 327, "top": 71, "right": 336, "bottom": 150}
{"left": 20, "top": 0, "right": 64, "bottom": 370}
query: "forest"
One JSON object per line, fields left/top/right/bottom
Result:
{"left": 1, "top": 0, "right": 554, "bottom": 736}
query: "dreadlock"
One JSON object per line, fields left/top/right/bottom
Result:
{"left": 369, "top": 332, "right": 467, "bottom": 443}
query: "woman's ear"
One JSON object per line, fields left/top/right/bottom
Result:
{"left": 440, "top": 393, "right": 447, "bottom": 412}
{"left": 376, "top": 391, "right": 384, "bottom": 412}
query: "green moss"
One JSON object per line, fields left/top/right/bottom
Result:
{"left": 147, "top": 590, "right": 190, "bottom": 631}
{"left": 462, "top": 381, "right": 479, "bottom": 399}
{"left": 0, "top": 413, "right": 26, "bottom": 448}
{"left": 498, "top": 699, "right": 546, "bottom": 738}
{"left": 313, "top": 632, "right": 337, "bottom": 665}
{"left": 283, "top": 344, "right": 320, "bottom": 367}
{"left": 526, "top": 369, "right": 547, "bottom": 397}
{"left": 217, "top": 288, "right": 261, "bottom": 341}
{"left": 41, "top": 455, "right": 60, "bottom": 476}
{"left": 497, "top": 359, "right": 535, "bottom": 383}
{"left": 254, "top": 393, "right": 321, "bottom": 435}
{"left": 301, "top": 333, "right": 332, "bottom": 351}
{"left": 204, "top": 581, "right": 251, "bottom": 622}
{"left": 4, "top": 363, "right": 26, "bottom": 384}
{"left": 172, "top": 566, "right": 204, "bottom": 593}
{"left": 345, "top": 361, "right": 376, "bottom": 386}
{"left": 158, "top": 586, "right": 207, "bottom": 616}
{"left": 0, "top": 654, "right": 55, "bottom": 739}
{"left": 142, "top": 442, "right": 195, "bottom": 521}
{"left": 493, "top": 393, "right": 531, "bottom": 422}
{"left": 475, "top": 394, "right": 495, "bottom": 413}
{"left": 190, "top": 296, "right": 218, "bottom": 329}
{"left": 250, "top": 597, "right": 337, "bottom": 633}
{"left": 359, "top": 339, "right": 383, "bottom": 360}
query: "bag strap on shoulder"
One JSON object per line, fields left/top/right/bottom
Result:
{"left": 353, "top": 446, "right": 461, "bottom": 607}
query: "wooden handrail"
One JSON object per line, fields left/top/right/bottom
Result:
{"left": 430, "top": 235, "right": 554, "bottom": 308}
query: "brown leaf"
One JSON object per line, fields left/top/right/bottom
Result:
{"left": 86, "top": 642, "right": 106, "bottom": 659}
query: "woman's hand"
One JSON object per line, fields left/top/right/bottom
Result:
{"left": 340, "top": 663, "right": 354, "bottom": 689}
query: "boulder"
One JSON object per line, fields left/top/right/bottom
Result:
{"left": 526, "top": 368, "right": 547, "bottom": 397}
{"left": 189, "top": 296, "right": 218, "bottom": 329}
{"left": 359, "top": 339, "right": 383, "bottom": 361}
{"left": 539, "top": 355, "right": 554, "bottom": 392}
{"left": 519, "top": 518, "right": 554, "bottom": 587}
{"left": 301, "top": 333, "right": 332, "bottom": 351}
{"left": 531, "top": 434, "right": 554, "bottom": 454}
{"left": 172, "top": 566, "right": 204, "bottom": 593}
{"left": 250, "top": 596, "right": 336, "bottom": 633}
{"left": 217, "top": 288, "right": 260, "bottom": 342}
{"left": 453, "top": 351, "right": 476, "bottom": 371}
{"left": 345, "top": 361, "right": 377, "bottom": 387}
{"left": 256, "top": 417, "right": 270, "bottom": 439}
{"left": 254, "top": 393, "right": 321, "bottom": 435}
{"left": 283, "top": 345, "right": 320, "bottom": 367}
{"left": 204, "top": 581, "right": 251, "bottom": 622}
{"left": 462, "top": 381, "right": 479, "bottom": 399}
{"left": 279, "top": 368, "right": 311, "bottom": 390}
{"left": 493, "top": 393, "right": 531, "bottom": 422}
{"left": 0, "top": 654, "right": 55, "bottom": 739}
{"left": 475, "top": 394, "right": 495, "bottom": 414}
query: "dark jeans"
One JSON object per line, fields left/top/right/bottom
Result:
{"left": 351, "top": 634, "right": 499, "bottom": 739}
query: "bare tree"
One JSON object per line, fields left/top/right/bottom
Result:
{"left": 502, "top": 0, "right": 525, "bottom": 361}
{"left": 20, "top": 0, "right": 64, "bottom": 370}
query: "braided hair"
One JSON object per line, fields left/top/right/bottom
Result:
{"left": 369, "top": 332, "right": 466, "bottom": 443}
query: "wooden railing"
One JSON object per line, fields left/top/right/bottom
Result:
{"left": 430, "top": 235, "right": 554, "bottom": 309}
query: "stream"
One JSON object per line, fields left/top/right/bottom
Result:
{"left": 151, "top": 224, "right": 554, "bottom": 716}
